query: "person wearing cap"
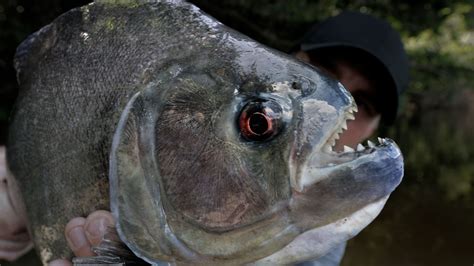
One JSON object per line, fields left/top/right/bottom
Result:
{"left": 295, "top": 11, "right": 409, "bottom": 151}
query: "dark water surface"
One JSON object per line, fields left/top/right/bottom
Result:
{"left": 343, "top": 180, "right": 474, "bottom": 266}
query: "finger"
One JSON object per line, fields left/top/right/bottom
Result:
{"left": 64, "top": 217, "right": 94, "bottom": 257}
{"left": 48, "top": 259, "right": 73, "bottom": 266}
{"left": 84, "top": 210, "right": 115, "bottom": 247}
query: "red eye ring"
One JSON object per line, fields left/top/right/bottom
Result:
{"left": 243, "top": 111, "right": 273, "bottom": 136}
{"left": 238, "top": 101, "right": 282, "bottom": 141}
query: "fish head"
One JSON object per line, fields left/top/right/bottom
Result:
{"left": 109, "top": 8, "right": 403, "bottom": 264}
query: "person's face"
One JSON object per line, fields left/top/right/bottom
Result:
{"left": 296, "top": 51, "right": 381, "bottom": 151}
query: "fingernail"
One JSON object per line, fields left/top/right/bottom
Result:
{"left": 66, "top": 226, "right": 87, "bottom": 250}
{"left": 85, "top": 217, "right": 111, "bottom": 241}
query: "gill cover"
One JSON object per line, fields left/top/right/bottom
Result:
{"left": 109, "top": 86, "right": 298, "bottom": 264}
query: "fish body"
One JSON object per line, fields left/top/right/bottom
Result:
{"left": 8, "top": 0, "right": 403, "bottom": 264}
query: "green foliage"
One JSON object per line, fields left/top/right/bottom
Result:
{"left": 390, "top": 3, "right": 474, "bottom": 201}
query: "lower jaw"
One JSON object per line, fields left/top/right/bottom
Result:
{"left": 254, "top": 195, "right": 389, "bottom": 265}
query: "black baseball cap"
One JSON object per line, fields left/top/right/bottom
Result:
{"left": 299, "top": 11, "right": 409, "bottom": 124}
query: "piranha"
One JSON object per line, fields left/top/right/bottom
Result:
{"left": 7, "top": 0, "right": 403, "bottom": 265}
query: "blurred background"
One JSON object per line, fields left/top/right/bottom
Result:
{"left": 1, "top": 0, "right": 473, "bottom": 265}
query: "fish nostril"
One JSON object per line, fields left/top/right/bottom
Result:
{"left": 291, "top": 82, "right": 302, "bottom": 91}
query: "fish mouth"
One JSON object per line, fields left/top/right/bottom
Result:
{"left": 299, "top": 136, "right": 401, "bottom": 189}
{"left": 294, "top": 103, "right": 403, "bottom": 193}
{"left": 321, "top": 103, "right": 358, "bottom": 154}
{"left": 249, "top": 101, "right": 404, "bottom": 264}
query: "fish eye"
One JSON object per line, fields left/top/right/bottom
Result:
{"left": 238, "top": 100, "right": 283, "bottom": 141}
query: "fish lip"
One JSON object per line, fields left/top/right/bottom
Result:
{"left": 297, "top": 137, "right": 403, "bottom": 191}
{"left": 322, "top": 138, "right": 400, "bottom": 167}
{"left": 288, "top": 139, "right": 403, "bottom": 238}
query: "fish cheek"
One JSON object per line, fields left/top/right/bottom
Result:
{"left": 155, "top": 84, "right": 272, "bottom": 230}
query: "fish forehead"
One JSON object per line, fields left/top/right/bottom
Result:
{"left": 84, "top": 1, "right": 335, "bottom": 90}
{"left": 19, "top": 0, "right": 339, "bottom": 106}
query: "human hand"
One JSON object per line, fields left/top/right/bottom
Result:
{"left": 49, "top": 210, "right": 115, "bottom": 266}
{"left": 0, "top": 146, "right": 33, "bottom": 262}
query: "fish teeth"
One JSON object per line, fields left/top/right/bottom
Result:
{"left": 378, "top": 137, "right": 384, "bottom": 144}
{"left": 346, "top": 113, "right": 355, "bottom": 121}
{"left": 341, "top": 120, "right": 348, "bottom": 130}
{"left": 327, "top": 130, "right": 342, "bottom": 148}
{"left": 367, "top": 140, "right": 375, "bottom": 148}
{"left": 357, "top": 144, "right": 365, "bottom": 151}
{"left": 343, "top": 145, "right": 354, "bottom": 152}
{"left": 323, "top": 144, "right": 333, "bottom": 153}
{"left": 352, "top": 104, "right": 358, "bottom": 113}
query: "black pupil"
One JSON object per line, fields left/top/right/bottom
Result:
{"left": 249, "top": 113, "right": 268, "bottom": 135}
